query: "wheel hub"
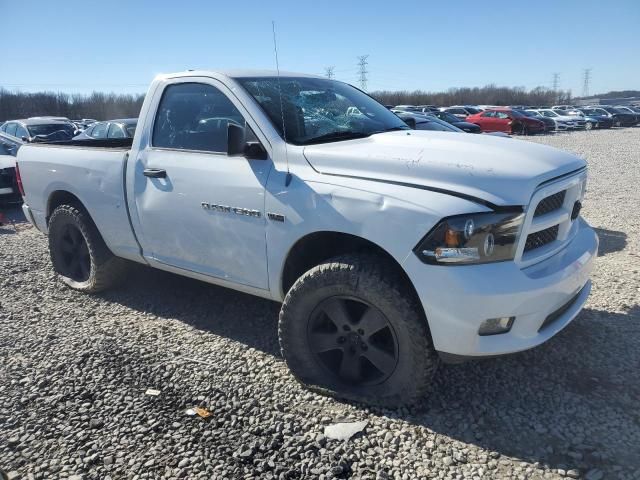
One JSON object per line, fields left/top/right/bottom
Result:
{"left": 307, "top": 296, "right": 399, "bottom": 386}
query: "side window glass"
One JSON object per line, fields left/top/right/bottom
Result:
{"left": 15, "top": 125, "right": 28, "bottom": 138}
{"left": 91, "top": 123, "right": 108, "bottom": 139}
{"left": 6, "top": 123, "right": 17, "bottom": 136}
{"left": 108, "top": 123, "right": 126, "bottom": 138}
{"left": 0, "top": 123, "right": 6, "bottom": 132}
{"left": 482, "top": 111, "right": 494, "bottom": 118}
{"left": 152, "top": 82, "right": 245, "bottom": 152}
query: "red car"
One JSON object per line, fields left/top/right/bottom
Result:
{"left": 466, "top": 108, "right": 546, "bottom": 135}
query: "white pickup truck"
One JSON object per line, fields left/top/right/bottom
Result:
{"left": 17, "top": 71, "right": 598, "bottom": 406}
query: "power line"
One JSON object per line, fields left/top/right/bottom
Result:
{"left": 324, "top": 66, "right": 335, "bottom": 79}
{"left": 357, "top": 55, "right": 369, "bottom": 91}
{"left": 582, "top": 68, "right": 592, "bottom": 97}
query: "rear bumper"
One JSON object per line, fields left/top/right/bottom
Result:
{"left": 403, "top": 218, "right": 598, "bottom": 358}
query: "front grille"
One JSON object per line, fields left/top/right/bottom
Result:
{"left": 534, "top": 190, "right": 566, "bottom": 217}
{"left": 524, "top": 225, "right": 559, "bottom": 253}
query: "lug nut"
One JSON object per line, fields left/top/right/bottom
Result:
{"left": 343, "top": 325, "right": 350, "bottom": 331}
{"left": 357, "top": 329, "right": 364, "bottom": 335}
{"left": 337, "top": 336, "right": 345, "bottom": 343}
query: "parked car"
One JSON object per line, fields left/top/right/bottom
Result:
{"left": 613, "top": 106, "right": 640, "bottom": 124}
{"left": 439, "top": 106, "right": 483, "bottom": 119}
{"left": 575, "top": 109, "right": 613, "bottom": 129}
{"left": 73, "top": 119, "right": 138, "bottom": 140}
{"left": 429, "top": 111, "right": 482, "bottom": 133}
{"left": 520, "top": 110, "right": 556, "bottom": 132}
{"left": 595, "top": 106, "right": 638, "bottom": 127}
{"left": 17, "top": 70, "right": 597, "bottom": 407}
{"left": 466, "top": 108, "right": 545, "bottom": 134}
{"left": 394, "top": 105, "right": 438, "bottom": 114}
{"left": 0, "top": 132, "right": 22, "bottom": 202}
{"left": 71, "top": 119, "right": 98, "bottom": 131}
{"left": 0, "top": 118, "right": 77, "bottom": 143}
{"left": 535, "top": 109, "right": 586, "bottom": 130}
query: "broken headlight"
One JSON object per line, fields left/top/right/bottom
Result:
{"left": 414, "top": 211, "right": 524, "bottom": 265}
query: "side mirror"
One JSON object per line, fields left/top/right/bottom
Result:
{"left": 403, "top": 118, "right": 417, "bottom": 129}
{"left": 21, "top": 136, "right": 29, "bottom": 142}
{"left": 227, "top": 123, "right": 246, "bottom": 156}
{"left": 244, "top": 142, "right": 268, "bottom": 160}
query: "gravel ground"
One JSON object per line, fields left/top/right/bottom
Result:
{"left": 1, "top": 128, "right": 639, "bottom": 480}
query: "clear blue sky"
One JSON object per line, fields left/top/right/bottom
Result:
{"left": 1, "top": 0, "right": 639, "bottom": 96}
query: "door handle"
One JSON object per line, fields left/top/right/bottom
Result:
{"left": 143, "top": 168, "right": 167, "bottom": 178}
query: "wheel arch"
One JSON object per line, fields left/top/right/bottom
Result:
{"left": 46, "top": 190, "right": 87, "bottom": 225}
{"left": 280, "top": 230, "right": 427, "bottom": 328}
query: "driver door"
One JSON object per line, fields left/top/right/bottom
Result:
{"left": 133, "top": 81, "right": 272, "bottom": 290}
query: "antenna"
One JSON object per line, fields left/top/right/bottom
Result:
{"left": 272, "top": 21, "right": 292, "bottom": 187}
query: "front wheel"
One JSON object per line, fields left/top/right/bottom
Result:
{"left": 512, "top": 122, "right": 528, "bottom": 135}
{"left": 279, "top": 254, "right": 439, "bottom": 407}
{"left": 48, "top": 204, "right": 127, "bottom": 292}
{"left": 585, "top": 121, "right": 593, "bottom": 131}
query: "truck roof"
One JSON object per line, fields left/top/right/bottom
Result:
{"left": 161, "top": 69, "right": 324, "bottom": 81}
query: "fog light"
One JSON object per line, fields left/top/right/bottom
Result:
{"left": 478, "top": 317, "right": 515, "bottom": 336}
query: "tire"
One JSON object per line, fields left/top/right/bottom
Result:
{"left": 585, "top": 121, "right": 593, "bottom": 131}
{"left": 48, "top": 204, "right": 127, "bottom": 293}
{"left": 512, "top": 122, "right": 528, "bottom": 136}
{"left": 279, "top": 254, "right": 439, "bottom": 407}
{"left": 614, "top": 119, "right": 622, "bottom": 127}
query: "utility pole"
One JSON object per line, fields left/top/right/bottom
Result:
{"left": 582, "top": 68, "right": 592, "bottom": 98}
{"left": 324, "top": 66, "right": 335, "bottom": 79}
{"left": 357, "top": 55, "right": 369, "bottom": 91}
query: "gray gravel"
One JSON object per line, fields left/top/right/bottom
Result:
{"left": 1, "top": 128, "right": 639, "bottom": 479}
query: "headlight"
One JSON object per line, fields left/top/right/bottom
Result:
{"left": 414, "top": 211, "right": 525, "bottom": 265}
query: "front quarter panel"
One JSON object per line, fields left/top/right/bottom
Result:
{"left": 265, "top": 166, "right": 489, "bottom": 300}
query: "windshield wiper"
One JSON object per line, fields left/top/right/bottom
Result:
{"left": 300, "top": 131, "right": 372, "bottom": 145}
{"left": 372, "top": 126, "right": 411, "bottom": 134}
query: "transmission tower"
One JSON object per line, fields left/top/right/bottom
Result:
{"left": 552, "top": 73, "right": 560, "bottom": 91}
{"left": 357, "top": 55, "right": 369, "bottom": 91}
{"left": 324, "top": 66, "right": 335, "bottom": 79}
{"left": 582, "top": 68, "right": 592, "bottom": 98}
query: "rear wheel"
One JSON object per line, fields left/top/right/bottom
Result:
{"left": 279, "top": 254, "right": 439, "bottom": 407}
{"left": 512, "top": 122, "right": 528, "bottom": 135}
{"left": 585, "top": 121, "right": 593, "bottom": 131}
{"left": 49, "top": 204, "right": 127, "bottom": 292}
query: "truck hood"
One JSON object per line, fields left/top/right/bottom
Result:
{"left": 302, "top": 131, "right": 586, "bottom": 207}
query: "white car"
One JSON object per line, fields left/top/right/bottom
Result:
{"left": 536, "top": 109, "right": 586, "bottom": 130}
{"left": 16, "top": 70, "right": 598, "bottom": 407}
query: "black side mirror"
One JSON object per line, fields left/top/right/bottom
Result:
{"left": 404, "top": 118, "right": 417, "bottom": 129}
{"left": 244, "top": 142, "right": 268, "bottom": 160}
{"left": 227, "top": 123, "right": 246, "bottom": 156}
{"left": 21, "top": 136, "right": 29, "bottom": 142}
{"left": 228, "top": 123, "right": 268, "bottom": 160}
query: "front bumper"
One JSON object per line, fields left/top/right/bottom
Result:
{"left": 402, "top": 217, "right": 598, "bottom": 359}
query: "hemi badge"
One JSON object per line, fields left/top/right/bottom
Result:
{"left": 267, "top": 213, "right": 285, "bottom": 223}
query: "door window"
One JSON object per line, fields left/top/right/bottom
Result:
{"left": 152, "top": 82, "right": 245, "bottom": 153}
{"left": 481, "top": 111, "right": 495, "bottom": 117}
{"left": 496, "top": 112, "right": 510, "bottom": 119}
{"left": 15, "top": 125, "right": 29, "bottom": 139}
{"left": 90, "top": 122, "right": 108, "bottom": 138}
{"left": 5, "top": 123, "right": 17, "bottom": 136}
{"left": 107, "top": 123, "right": 126, "bottom": 138}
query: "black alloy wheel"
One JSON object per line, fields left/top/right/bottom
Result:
{"left": 58, "top": 224, "right": 91, "bottom": 282}
{"left": 307, "top": 296, "right": 398, "bottom": 386}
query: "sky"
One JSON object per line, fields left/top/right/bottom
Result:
{"left": 1, "top": 0, "right": 639, "bottom": 96}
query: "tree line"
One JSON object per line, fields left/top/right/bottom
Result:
{"left": 370, "top": 84, "right": 573, "bottom": 107}
{"left": 0, "top": 89, "right": 145, "bottom": 122}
